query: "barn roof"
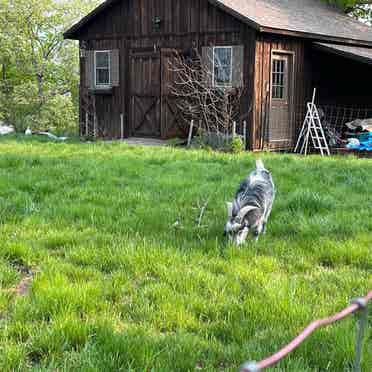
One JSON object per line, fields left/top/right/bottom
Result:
{"left": 64, "top": 0, "right": 372, "bottom": 47}
{"left": 213, "top": 0, "right": 372, "bottom": 46}
{"left": 314, "top": 43, "right": 372, "bottom": 65}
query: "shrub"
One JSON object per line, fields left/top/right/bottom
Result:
{"left": 191, "top": 130, "right": 246, "bottom": 153}
{"left": 191, "top": 130, "right": 230, "bottom": 152}
{"left": 0, "top": 82, "right": 78, "bottom": 136}
{"left": 38, "top": 94, "right": 78, "bottom": 136}
{"left": 1, "top": 81, "right": 39, "bottom": 132}
{"left": 230, "top": 136, "right": 245, "bottom": 153}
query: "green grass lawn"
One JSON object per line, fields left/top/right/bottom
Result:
{"left": 0, "top": 136, "right": 371, "bottom": 371}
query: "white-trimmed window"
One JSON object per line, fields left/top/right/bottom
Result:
{"left": 213, "top": 46, "right": 233, "bottom": 87}
{"left": 95, "top": 50, "right": 111, "bottom": 87}
{"left": 271, "top": 57, "right": 288, "bottom": 100}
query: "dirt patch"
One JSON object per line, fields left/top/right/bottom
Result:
{"left": 11, "top": 271, "right": 34, "bottom": 296}
{"left": 6, "top": 265, "right": 38, "bottom": 297}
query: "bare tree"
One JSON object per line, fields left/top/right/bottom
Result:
{"left": 168, "top": 48, "right": 245, "bottom": 139}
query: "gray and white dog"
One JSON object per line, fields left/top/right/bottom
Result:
{"left": 224, "top": 160, "right": 276, "bottom": 245}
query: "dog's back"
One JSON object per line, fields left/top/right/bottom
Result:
{"left": 234, "top": 160, "right": 275, "bottom": 214}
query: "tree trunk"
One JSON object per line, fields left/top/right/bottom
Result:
{"left": 36, "top": 72, "right": 45, "bottom": 107}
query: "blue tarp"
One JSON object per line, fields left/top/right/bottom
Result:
{"left": 347, "top": 133, "right": 372, "bottom": 151}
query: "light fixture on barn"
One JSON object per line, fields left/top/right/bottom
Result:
{"left": 153, "top": 16, "right": 162, "bottom": 31}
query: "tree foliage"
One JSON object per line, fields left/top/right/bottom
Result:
{"left": 330, "top": 0, "right": 372, "bottom": 23}
{"left": 0, "top": 0, "right": 99, "bottom": 133}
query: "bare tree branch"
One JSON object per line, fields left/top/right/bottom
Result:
{"left": 168, "top": 49, "right": 245, "bottom": 139}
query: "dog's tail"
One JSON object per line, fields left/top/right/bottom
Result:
{"left": 256, "top": 159, "right": 265, "bottom": 171}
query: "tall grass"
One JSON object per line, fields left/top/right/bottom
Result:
{"left": 0, "top": 135, "right": 371, "bottom": 371}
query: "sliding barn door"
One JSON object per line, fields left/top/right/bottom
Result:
{"left": 161, "top": 49, "right": 185, "bottom": 139}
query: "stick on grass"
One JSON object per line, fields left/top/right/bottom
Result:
{"left": 196, "top": 198, "right": 209, "bottom": 227}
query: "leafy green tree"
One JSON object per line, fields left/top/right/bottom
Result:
{"left": 0, "top": 0, "right": 99, "bottom": 133}
{"left": 330, "top": 0, "right": 372, "bottom": 22}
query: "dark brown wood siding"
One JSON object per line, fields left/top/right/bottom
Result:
{"left": 77, "top": 0, "right": 256, "bottom": 141}
{"left": 253, "top": 34, "right": 313, "bottom": 150}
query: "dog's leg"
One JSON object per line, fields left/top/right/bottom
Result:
{"left": 262, "top": 222, "right": 267, "bottom": 235}
{"left": 236, "top": 227, "right": 249, "bottom": 246}
{"left": 253, "top": 224, "right": 264, "bottom": 242}
{"left": 262, "top": 201, "right": 274, "bottom": 235}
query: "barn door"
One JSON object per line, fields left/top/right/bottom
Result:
{"left": 161, "top": 49, "right": 186, "bottom": 139}
{"left": 130, "top": 51, "right": 161, "bottom": 137}
{"left": 268, "top": 53, "right": 294, "bottom": 147}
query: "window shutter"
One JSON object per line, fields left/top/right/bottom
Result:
{"left": 111, "top": 49, "right": 120, "bottom": 87}
{"left": 85, "top": 51, "right": 95, "bottom": 89}
{"left": 232, "top": 45, "right": 244, "bottom": 88}
{"left": 202, "top": 46, "right": 213, "bottom": 87}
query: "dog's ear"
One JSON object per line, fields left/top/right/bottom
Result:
{"left": 226, "top": 202, "right": 233, "bottom": 218}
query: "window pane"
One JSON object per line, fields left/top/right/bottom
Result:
{"left": 96, "top": 52, "right": 110, "bottom": 68}
{"left": 272, "top": 58, "right": 287, "bottom": 99}
{"left": 213, "top": 47, "right": 232, "bottom": 86}
{"left": 272, "top": 86, "right": 280, "bottom": 99}
{"left": 274, "top": 73, "right": 279, "bottom": 85}
{"left": 215, "top": 65, "right": 231, "bottom": 85}
{"left": 216, "top": 48, "right": 231, "bottom": 66}
{"left": 97, "top": 69, "right": 110, "bottom": 85}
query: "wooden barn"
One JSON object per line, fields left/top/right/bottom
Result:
{"left": 64, "top": 0, "right": 372, "bottom": 150}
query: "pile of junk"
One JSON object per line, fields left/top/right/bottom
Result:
{"left": 343, "top": 119, "right": 372, "bottom": 152}
{"left": 319, "top": 110, "right": 372, "bottom": 153}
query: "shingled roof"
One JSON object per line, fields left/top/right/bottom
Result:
{"left": 314, "top": 43, "right": 372, "bottom": 65}
{"left": 65, "top": 0, "right": 372, "bottom": 47}
{"left": 213, "top": 0, "right": 372, "bottom": 46}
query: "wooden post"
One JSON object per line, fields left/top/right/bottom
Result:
{"left": 243, "top": 120, "right": 247, "bottom": 149}
{"left": 120, "top": 113, "right": 124, "bottom": 140}
{"left": 93, "top": 95, "right": 97, "bottom": 139}
{"left": 94, "top": 113, "right": 98, "bottom": 139}
{"left": 187, "top": 120, "right": 194, "bottom": 147}
{"left": 85, "top": 112, "right": 89, "bottom": 137}
{"left": 232, "top": 121, "right": 236, "bottom": 138}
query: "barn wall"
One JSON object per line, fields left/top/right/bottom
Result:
{"left": 77, "top": 0, "right": 256, "bottom": 142}
{"left": 80, "top": 38, "right": 127, "bottom": 139}
{"left": 78, "top": 0, "right": 244, "bottom": 38}
{"left": 253, "top": 34, "right": 313, "bottom": 150}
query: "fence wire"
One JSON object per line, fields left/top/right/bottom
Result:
{"left": 294, "top": 104, "right": 372, "bottom": 139}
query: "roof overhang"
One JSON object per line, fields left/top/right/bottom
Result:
{"left": 258, "top": 27, "right": 372, "bottom": 48}
{"left": 314, "top": 42, "right": 372, "bottom": 65}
